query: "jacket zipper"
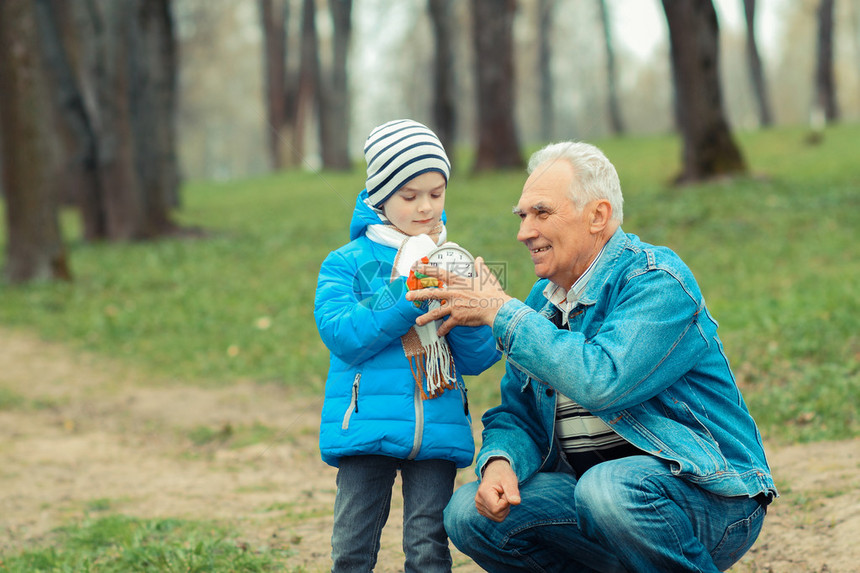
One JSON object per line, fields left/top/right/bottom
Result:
{"left": 341, "top": 372, "right": 361, "bottom": 430}
{"left": 408, "top": 379, "right": 424, "bottom": 459}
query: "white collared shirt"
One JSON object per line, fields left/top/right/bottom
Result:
{"left": 542, "top": 244, "right": 606, "bottom": 326}
{"left": 543, "top": 244, "right": 634, "bottom": 468}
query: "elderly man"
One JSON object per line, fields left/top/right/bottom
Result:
{"left": 406, "top": 142, "right": 777, "bottom": 572}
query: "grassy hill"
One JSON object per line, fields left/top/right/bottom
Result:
{"left": 2, "top": 125, "right": 858, "bottom": 444}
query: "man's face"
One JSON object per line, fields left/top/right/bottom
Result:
{"left": 514, "top": 160, "right": 599, "bottom": 291}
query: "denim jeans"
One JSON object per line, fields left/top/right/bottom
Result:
{"left": 331, "top": 455, "right": 457, "bottom": 573}
{"left": 444, "top": 456, "right": 767, "bottom": 572}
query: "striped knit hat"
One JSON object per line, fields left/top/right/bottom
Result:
{"left": 364, "top": 119, "right": 451, "bottom": 208}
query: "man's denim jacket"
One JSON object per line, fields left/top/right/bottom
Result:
{"left": 478, "top": 228, "right": 777, "bottom": 500}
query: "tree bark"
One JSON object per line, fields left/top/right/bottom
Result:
{"left": 130, "top": 0, "right": 179, "bottom": 228}
{"left": 129, "top": 0, "right": 181, "bottom": 234}
{"left": 33, "top": 0, "right": 106, "bottom": 239}
{"left": 471, "top": 0, "right": 523, "bottom": 172}
{"left": 814, "top": 0, "right": 839, "bottom": 123}
{"left": 260, "top": 0, "right": 288, "bottom": 170}
{"left": 318, "top": 0, "right": 352, "bottom": 170}
{"left": 743, "top": 0, "right": 773, "bottom": 127}
{"left": 0, "top": 0, "right": 71, "bottom": 283}
{"left": 598, "top": 0, "right": 625, "bottom": 134}
{"left": 661, "top": 0, "right": 747, "bottom": 183}
{"left": 296, "top": 0, "right": 318, "bottom": 166}
{"left": 428, "top": 0, "right": 457, "bottom": 161}
{"left": 73, "top": 0, "right": 180, "bottom": 240}
{"left": 90, "top": 0, "right": 147, "bottom": 239}
{"left": 537, "top": 0, "right": 554, "bottom": 141}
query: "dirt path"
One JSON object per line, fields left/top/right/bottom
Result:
{"left": 1, "top": 328, "right": 857, "bottom": 572}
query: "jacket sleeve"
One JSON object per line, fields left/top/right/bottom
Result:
{"left": 474, "top": 357, "right": 556, "bottom": 482}
{"left": 495, "top": 267, "right": 710, "bottom": 414}
{"left": 445, "top": 325, "right": 501, "bottom": 376}
{"left": 314, "top": 249, "right": 422, "bottom": 365}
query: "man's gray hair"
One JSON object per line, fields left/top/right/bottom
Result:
{"left": 527, "top": 142, "right": 624, "bottom": 223}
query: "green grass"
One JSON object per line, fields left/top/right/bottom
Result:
{"left": 0, "top": 515, "right": 296, "bottom": 572}
{"left": 186, "top": 421, "right": 286, "bottom": 450}
{"left": 1, "top": 125, "right": 858, "bottom": 443}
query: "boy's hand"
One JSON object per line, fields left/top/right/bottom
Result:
{"left": 405, "top": 257, "right": 512, "bottom": 336}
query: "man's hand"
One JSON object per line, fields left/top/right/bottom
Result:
{"left": 475, "top": 458, "right": 521, "bottom": 522}
{"left": 405, "top": 256, "right": 513, "bottom": 337}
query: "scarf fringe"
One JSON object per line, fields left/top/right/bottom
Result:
{"left": 408, "top": 341, "right": 457, "bottom": 400}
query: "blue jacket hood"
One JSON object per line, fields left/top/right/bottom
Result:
{"left": 349, "top": 189, "right": 447, "bottom": 241}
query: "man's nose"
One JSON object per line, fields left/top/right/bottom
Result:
{"left": 517, "top": 218, "right": 538, "bottom": 242}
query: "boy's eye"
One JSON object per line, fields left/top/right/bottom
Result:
{"left": 401, "top": 195, "right": 416, "bottom": 201}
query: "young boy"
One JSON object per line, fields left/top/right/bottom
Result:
{"left": 315, "top": 119, "right": 499, "bottom": 572}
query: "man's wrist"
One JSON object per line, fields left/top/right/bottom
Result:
{"left": 486, "top": 294, "right": 513, "bottom": 326}
{"left": 480, "top": 456, "right": 511, "bottom": 478}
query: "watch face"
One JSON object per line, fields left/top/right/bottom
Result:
{"left": 427, "top": 245, "right": 475, "bottom": 278}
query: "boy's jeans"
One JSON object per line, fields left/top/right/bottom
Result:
{"left": 331, "top": 455, "right": 457, "bottom": 573}
{"left": 444, "top": 455, "right": 767, "bottom": 572}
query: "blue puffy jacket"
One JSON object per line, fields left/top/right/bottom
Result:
{"left": 315, "top": 191, "right": 500, "bottom": 468}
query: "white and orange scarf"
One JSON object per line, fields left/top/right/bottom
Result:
{"left": 365, "top": 207, "right": 457, "bottom": 399}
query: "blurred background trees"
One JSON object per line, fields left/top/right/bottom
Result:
{"left": 3, "top": 0, "right": 860, "bottom": 282}
{"left": 662, "top": 0, "right": 747, "bottom": 182}
{"left": 0, "top": 0, "right": 71, "bottom": 282}
{"left": 471, "top": 0, "right": 523, "bottom": 171}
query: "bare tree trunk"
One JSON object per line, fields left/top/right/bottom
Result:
{"left": 661, "top": 0, "right": 747, "bottom": 183}
{"left": 73, "top": 0, "right": 180, "bottom": 240}
{"left": 80, "top": 0, "right": 145, "bottom": 240}
{"left": 743, "top": 0, "right": 773, "bottom": 127}
{"left": 537, "top": 0, "right": 554, "bottom": 141}
{"left": 598, "top": 0, "right": 625, "bottom": 134}
{"left": 318, "top": 0, "right": 352, "bottom": 170}
{"left": 428, "top": 0, "right": 457, "bottom": 161}
{"left": 814, "top": 0, "right": 839, "bottom": 123}
{"left": 0, "top": 0, "right": 71, "bottom": 283}
{"left": 129, "top": 0, "right": 181, "bottom": 230}
{"left": 260, "top": 0, "right": 287, "bottom": 170}
{"left": 471, "top": 0, "right": 522, "bottom": 172}
{"left": 33, "top": 0, "right": 106, "bottom": 240}
{"left": 537, "top": 0, "right": 556, "bottom": 141}
{"left": 156, "top": 0, "right": 181, "bottom": 209}
{"left": 295, "top": 0, "right": 318, "bottom": 166}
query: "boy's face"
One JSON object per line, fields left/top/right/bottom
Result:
{"left": 382, "top": 171, "right": 446, "bottom": 237}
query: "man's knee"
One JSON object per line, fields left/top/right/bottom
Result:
{"left": 574, "top": 459, "right": 648, "bottom": 535}
{"left": 575, "top": 456, "right": 674, "bottom": 541}
{"left": 443, "top": 481, "right": 480, "bottom": 547}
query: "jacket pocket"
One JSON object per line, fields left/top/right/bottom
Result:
{"left": 341, "top": 372, "right": 361, "bottom": 430}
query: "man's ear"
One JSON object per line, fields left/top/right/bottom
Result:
{"left": 589, "top": 200, "right": 612, "bottom": 233}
